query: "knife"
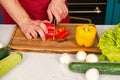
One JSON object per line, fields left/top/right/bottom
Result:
{"left": 52, "top": 16, "right": 56, "bottom": 40}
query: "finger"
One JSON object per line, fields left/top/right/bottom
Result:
{"left": 63, "top": 5, "right": 68, "bottom": 19}
{"left": 30, "top": 30, "right": 38, "bottom": 38}
{"left": 35, "top": 27, "right": 46, "bottom": 41}
{"left": 55, "top": 3, "right": 68, "bottom": 20}
{"left": 47, "top": 9, "right": 53, "bottom": 22}
{"left": 57, "top": 4, "right": 68, "bottom": 20}
{"left": 51, "top": 7, "right": 63, "bottom": 23}
{"left": 42, "top": 20, "right": 51, "bottom": 23}
{"left": 58, "top": 4, "right": 65, "bottom": 18}
{"left": 25, "top": 32, "right": 32, "bottom": 39}
{"left": 39, "top": 22, "right": 48, "bottom": 34}
{"left": 53, "top": 12, "right": 61, "bottom": 23}
{"left": 21, "top": 28, "right": 33, "bottom": 39}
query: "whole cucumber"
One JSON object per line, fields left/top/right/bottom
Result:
{"left": 0, "top": 46, "right": 11, "bottom": 60}
{"left": 69, "top": 62, "right": 120, "bottom": 75}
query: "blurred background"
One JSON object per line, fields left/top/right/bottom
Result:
{"left": 68, "top": 0, "right": 120, "bottom": 25}
{"left": 0, "top": 0, "right": 120, "bottom": 24}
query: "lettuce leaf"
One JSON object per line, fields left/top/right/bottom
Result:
{"left": 98, "top": 54, "right": 108, "bottom": 61}
{"left": 113, "top": 23, "right": 120, "bottom": 47}
{"left": 98, "top": 23, "right": 120, "bottom": 62}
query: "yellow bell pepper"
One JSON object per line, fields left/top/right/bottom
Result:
{"left": 75, "top": 25, "right": 97, "bottom": 47}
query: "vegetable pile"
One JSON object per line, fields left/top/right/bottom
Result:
{"left": 98, "top": 23, "right": 120, "bottom": 62}
{"left": 59, "top": 51, "right": 100, "bottom": 80}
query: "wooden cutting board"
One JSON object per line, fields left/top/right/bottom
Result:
{"left": 9, "top": 23, "right": 101, "bottom": 53}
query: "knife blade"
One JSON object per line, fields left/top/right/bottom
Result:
{"left": 52, "top": 16, "right": 56, "bottom": 40}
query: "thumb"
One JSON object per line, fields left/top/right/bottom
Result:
{"left": 47, "top": 9, "right": 53, "bottom": 22}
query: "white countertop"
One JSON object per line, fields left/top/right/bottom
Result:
{"left": 0, "top": 24, "right": 15, "bottom": 47}
{"left": 0, "top": 24, "right": 120, "bottom": 80}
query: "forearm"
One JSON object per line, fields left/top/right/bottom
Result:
{"left": 51, "top": 0, "right": 66, "bottom": 2}
{"left": 0, "top": 0, "right": 31, "bottom": 26}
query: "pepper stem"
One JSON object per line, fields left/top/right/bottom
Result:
{"left": 84, "top": 27, "right": 89, "bottom": 31}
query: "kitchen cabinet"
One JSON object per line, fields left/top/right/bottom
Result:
{"left": 105, "top": 0, "right": 120, "bottom": 24}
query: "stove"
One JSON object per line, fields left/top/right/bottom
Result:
{"left": 68, "top": 0, "right": 107, "bottom": 24}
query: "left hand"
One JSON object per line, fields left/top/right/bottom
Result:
{"left": 47, "top": 0, "right": 68, "bottom": 23}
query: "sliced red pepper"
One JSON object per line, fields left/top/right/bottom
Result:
{"left": 45, "top": 23, "right": 54, "bottom": 31}
{"left": 45, "top": 23, "right": 54, "bottom": 38}
{"left": 45, "top": 23, "right": 69, "bottom": 39}
{"left": 55, "top": 27, "right": 69, "bottom": 38}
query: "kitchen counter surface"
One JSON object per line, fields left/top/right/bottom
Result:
{"left": 0, "top": 24, "right": 120, "bottom": 80}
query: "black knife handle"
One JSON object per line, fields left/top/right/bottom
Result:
{"left": 52, "top": 16, "right": 56, "bottom": 25}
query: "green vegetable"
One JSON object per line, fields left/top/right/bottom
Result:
{"left": 69, "top": 62, "right": 120, "bottom": 75}
{"left": 98, "top": 23, "right": 120, "bottom": 62}
{"left": 98, "top": 54, "right": 108, "bottom": 61}
{"left": 0, "top": 46, "right": 11, "bottom": 60}
{"left": 0, "top": 52, "right": 23, "bottom": 77}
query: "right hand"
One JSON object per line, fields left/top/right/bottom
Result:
{"left": 47, "top": 0, "right": 68, "bottom": 23}
{"left": 19, "top": 19, "right": 49, "bottom": 41}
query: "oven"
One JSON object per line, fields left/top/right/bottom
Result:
{"left": 68, "top": 0, "right": 107, "bottom": 24}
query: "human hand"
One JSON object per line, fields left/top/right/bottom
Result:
{"left": 19, "top": 19, "right": 50, "bottom": 41}
{"left": 47, "top": 0, "right": 68, "bottom": 23}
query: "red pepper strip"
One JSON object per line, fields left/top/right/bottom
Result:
{"left": 58, "top": 31, "right": 68, "bottom": 38}
{"left": 45, "top": 32, "right": 54, "bottom": 38}
{"left": 45, "top": 23, "right": 54, "bottom": 38}
{"left": 55, "top": 27, "right": 69, "bottom": 38}
{"left": 45, "top": 23, "right": 54, "bottom": 30}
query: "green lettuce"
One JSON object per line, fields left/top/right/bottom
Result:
{"left": 113, "top": 23, "right": 120, "bottom": 47}
{"left": 98, "top": 54, "right": 108, "bottom": 61}
{"left": 98, "top": 23, "right": 120, "bottom": 62}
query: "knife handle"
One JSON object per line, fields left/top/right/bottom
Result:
{"left": 52, "top": 16, "right": 56, "bottom": 25}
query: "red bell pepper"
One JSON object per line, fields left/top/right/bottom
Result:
{"left": 45, "top": 23, "right": 69, "bottom": 39}
{"left": 45, "top": 23, "right": 54, "bottom": 38}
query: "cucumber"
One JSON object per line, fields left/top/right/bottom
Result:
{"left": 0, "top": 46, "right": 11, "bottom": 60}
{"left": 69, "top": 62, "right": 120, "bottom": 75}
{"left": 0, "top": 52, "right": 23, "bottom": 77}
